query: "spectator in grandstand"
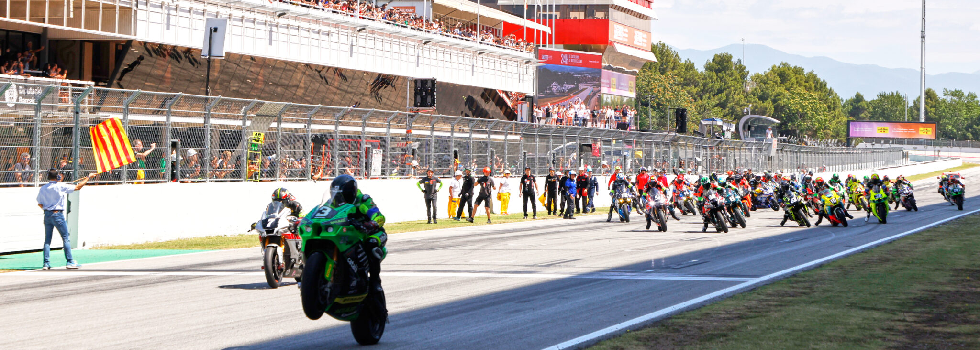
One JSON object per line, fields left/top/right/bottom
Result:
{"left": 131, "top": 139, "right": 155, "bottom": 183}
{"left": 37, "top": 169, "right": 97, "bottom": 270}
{"left": 58, "top": 158, "right": 73, "bottom": 182}
{"left": 14, "top": 152, "right": 32, "bottom": 186}
{"left": 21, "top": 42, "right": 43, "bottom": 70}
{"left": 181, "top": 149, "right": 201, "bottom": 181}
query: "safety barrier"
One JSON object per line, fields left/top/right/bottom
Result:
{"left": 0, "top": 80, "right": 904, "bottom": 188}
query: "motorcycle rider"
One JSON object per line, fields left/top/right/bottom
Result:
{"left": 813, "top": 177, "right": 853, "bottom": 226}
{"left": 607, "top": 165, "right": 623, "bottom": 189}
{"left": 325, "top": 174, "right": 388, "bottom": 292}
{"left": 694, "top": 177, "right": 721, "bottom": 232}
{"left": 777, "top": 180, "right": 801, "bottom": 226}
{"left": 864, "top": 173, "right": 885, "bottom": 219}
{"left": 606, "top": 173, "right": 634, "bottom": 222}
{"left": 272, "top": 187, "right": 303, "bottom": 217}
{"left": 254, "top": 188, "right": 303, "bottom": 233}
{"left": 644, "top": 180, "right": 670, "bottom": 229}
{"left": 938, "top": 174, "right": 949, "bottom": 198}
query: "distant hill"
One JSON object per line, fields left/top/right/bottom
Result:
{"left": 675, "top": 44, "right": 980, "bottom": 99}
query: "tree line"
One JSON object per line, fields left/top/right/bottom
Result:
{"left": 635, "top": 42, "right": 980, "bottom": 141}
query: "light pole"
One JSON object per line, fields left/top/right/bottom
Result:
{"left": 919, "top": 0, "right": 926, "bottom": 122}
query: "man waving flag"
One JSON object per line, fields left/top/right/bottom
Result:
{"left": 89, "top": 118, "right": 136, "bottom": 173}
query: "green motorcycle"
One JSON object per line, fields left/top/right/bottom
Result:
{"left": 298, "top": 202, "right": 388, "bottom": 345}
{"left": 867, "top": 185, "right": 889, "bottom": 224}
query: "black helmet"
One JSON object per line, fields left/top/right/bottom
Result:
{"left": 272, "top": 188, "right": 291, "bottom": 202}
{"left": 330, "top": 174, "right": 359, "bottom": 205}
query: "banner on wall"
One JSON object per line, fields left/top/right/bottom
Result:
{"left": 537, "top": 49, "right": 602, "bottom": 69}
{"left": 600, "top": 70, "right": 636, "bottom": 97}
{"left": 847, "top": 121, "right": 937, "bottom": 140}
{"left": 609, "top": 22, "right": 650, "bottom": 50}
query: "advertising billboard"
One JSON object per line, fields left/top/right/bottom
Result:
{"left": 609, "top": 22, "right": 651, "bottom": 50}
{"left": 537, "top": 49, "right": 602, "bottom": 109}
{"left": 847, "top": 121, "right": 937, "bottom": 140}
{"left": 601, "top": 70, "right": 636, "bottom": 97}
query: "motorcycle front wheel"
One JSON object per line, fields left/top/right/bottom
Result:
{"left": 955, "top": 195, "right": 964, "bottom": 211}
{"left": 263, "top": 246, "right": 282, "bottom": 289}
{"left": 714, "top": 211, "right": 728, "bottom": 233}
{"left": 351, "top": 289, "right": 387, "bottom": 345}
{"left": 301, "top": 251, "right": 328, "bottom": 320}
{"left": 733, "top": 207, "right": 747, "bottom": 228}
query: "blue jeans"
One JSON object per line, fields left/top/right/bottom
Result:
{"left": 43, "top": 211, "right": 74, "bottom": 265}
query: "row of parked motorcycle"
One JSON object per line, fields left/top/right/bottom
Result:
{"left": 608, "top": 171, "right": 967, "bottom": 234}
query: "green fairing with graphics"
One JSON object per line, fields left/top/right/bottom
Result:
{"left": 298, "top": 189, "right": 388, "bottom": 345}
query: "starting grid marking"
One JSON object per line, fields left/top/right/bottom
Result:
{"left": 3, "top": 270, "right": 753, "bottom": 282}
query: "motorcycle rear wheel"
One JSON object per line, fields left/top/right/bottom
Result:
{"left": 301, "top": 252, "right": 328, "bottom": 320}
{"left": 263, "top": 246, "right": 282, "bottom": 289}
{"left": 351, "top": 290, "right": 387, "bottom": 345}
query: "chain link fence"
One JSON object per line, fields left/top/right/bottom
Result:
{"left": 0, "top": 79, "right": 907, "bottom": 187}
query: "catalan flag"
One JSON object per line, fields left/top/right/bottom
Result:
{"left": 89, "top": 118, "right": 136, "bottom": 173}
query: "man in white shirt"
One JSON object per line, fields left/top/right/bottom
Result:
{"left": 447, "top": 171, "right": 463, "bottom": 219}
{"left": 37, "top": 169, "right": 97, "bottom": 269}
{"left": 498, "top": 170, "right": 513, "bottom": 215}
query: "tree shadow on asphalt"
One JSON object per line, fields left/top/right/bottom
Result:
{"left": 220, "top": 198, "right": 975, "bottom": 350}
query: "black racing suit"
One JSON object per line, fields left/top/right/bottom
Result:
{"left": 576, "top": 174, "right": 589, "bottom": 213}
{"left": 545, "top": 174, "right": 559, "bottom": 215}
{"left": 558, "top": 175, "right": 569, "bottom": 214}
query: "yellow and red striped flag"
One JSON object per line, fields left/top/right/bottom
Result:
{"left": 89, "top": 118, "right": 136, "bottom": 173}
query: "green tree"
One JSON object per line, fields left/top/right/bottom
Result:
{"left": 843, "top": 93, "right": 870, "bottom": 120}
{"left": 908, "top": 88, "right": 940, "bottom": 122}
{"left": 867, "top": 91, "right": 908, "bottom": 121}
{"left": 746, "top": 63, "right": 845, "bottom": 139}
{"left": 697, "top": 53, "right": 749, "bottom": 123}
{"left": 934, "top": 89, "right": 980, "bottom": 140}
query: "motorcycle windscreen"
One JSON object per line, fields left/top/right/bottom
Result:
{"left": 264, "top": 202, "right": 286, "bottom": 218}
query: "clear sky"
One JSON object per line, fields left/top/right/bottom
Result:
{"left": 650, "top": 0, "right": 980, "bottom": 74}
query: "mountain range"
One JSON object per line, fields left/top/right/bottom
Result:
{"left": 675, "top": 44, "right": 980, "bottom": 100}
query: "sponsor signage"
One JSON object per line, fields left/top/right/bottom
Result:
{"left": 609, "top": 22, "right": 650, "bottom": 50}
{"left": 538, "top": 49, "right": 602, "bottom": 69}
{"left": 847, "top": 121, "right": 937, "bottom": 140}
{"left": 392, "top": 6, "right": 416, "bottom": 13}
{"left": 601, "top": 70, "right": 636, "bottom": 97}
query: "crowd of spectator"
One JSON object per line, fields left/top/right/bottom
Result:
{"left": 532, "top": 101, "right": 637, "bottom": 130}
{"left": 0, "top": 42, "right": 70, "bottom": 79}
{"left": 272, "top": 0, "right": 535, "bottom": 52}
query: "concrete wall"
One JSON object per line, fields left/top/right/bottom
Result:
{"left": 0, "top": 158, "right": 961, "bottom": 253}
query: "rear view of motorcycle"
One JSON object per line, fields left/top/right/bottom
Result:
{"left": 252, "top": 202, "right": 304, "bottom": 289}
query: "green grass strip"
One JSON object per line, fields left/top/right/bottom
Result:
{"left": 591, "top": 213, "right": 980, "bottom": 350}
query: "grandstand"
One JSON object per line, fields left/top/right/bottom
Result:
{"left": 0, "top": 0, "right": 546, "bottom": 119}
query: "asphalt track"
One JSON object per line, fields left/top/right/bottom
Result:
{"left": 5, "top": 168, "right": 980, "bottom": 350}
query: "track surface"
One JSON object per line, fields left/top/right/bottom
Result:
{"left": 5, "top": 168, "right": 979, "bottom": 350}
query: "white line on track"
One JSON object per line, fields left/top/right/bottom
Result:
{"left": 543, "top": 207, "right": 980, "bottom": 350}
{"left": 3, "top": 270, "right": 752, "bottom": 282}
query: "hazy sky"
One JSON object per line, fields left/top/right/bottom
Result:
{"left": 651, "top": 0, "right": 980, "bottom": 74}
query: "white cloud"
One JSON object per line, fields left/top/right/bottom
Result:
{"left": 651, "top": 0, "right": 980, "bottom": 74}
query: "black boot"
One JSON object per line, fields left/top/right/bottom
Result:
{"left": 780, "top": 215, "right": 788, "bottom": 226}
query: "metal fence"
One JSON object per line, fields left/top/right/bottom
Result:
{"left": 865, "top": 138, "right": 980, "bottom": 149}
{"left": 0, "top": 79, "right": 906, "bottom": 187}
